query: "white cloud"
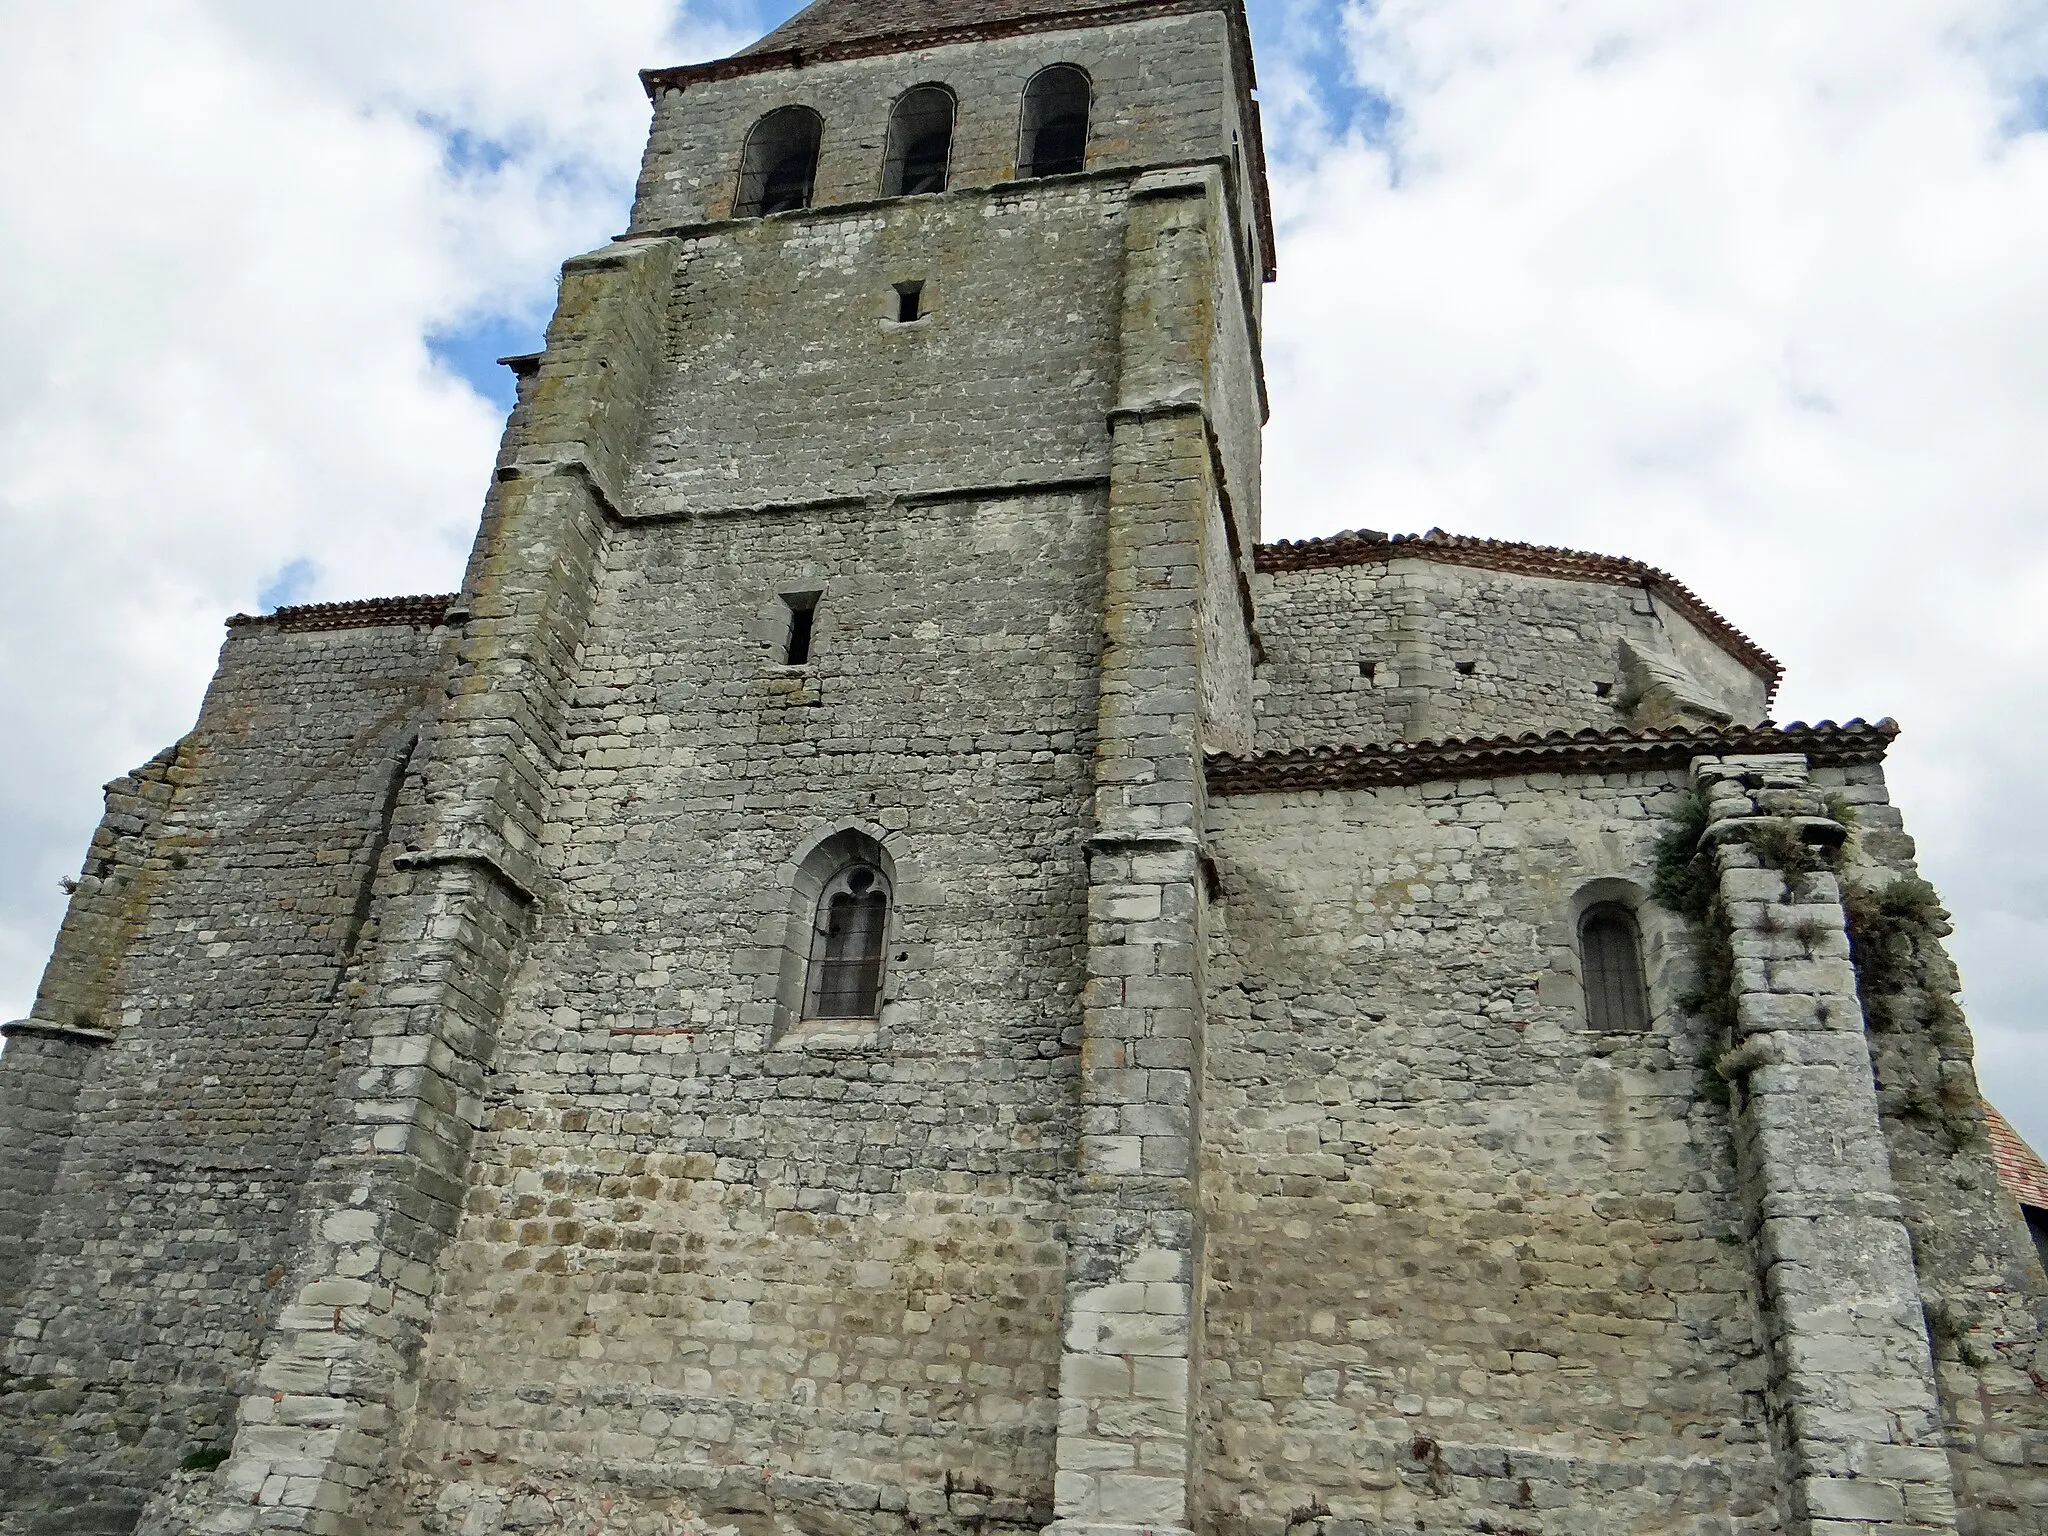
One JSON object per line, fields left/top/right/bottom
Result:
{"left": 0, "top": 2, "right": 742, "bottom": 1023}
{"left": 1258, "top": 0, "right": 2048, "bottom": 1144}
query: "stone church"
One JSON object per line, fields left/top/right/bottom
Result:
{"left": 3, "top": 0, "right": 2045, "bottom": 1531}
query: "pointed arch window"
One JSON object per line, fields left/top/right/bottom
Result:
{"left": 1580, "top": 903, "right": 1650, "bottom": 1032}
{"left": 883, "top": 85, "right": 955, "bottom": 197}
{"left": 736, "top": 106, "right": 822, "bottom": 217}
{"left": 804, "top": 864, "right": 890, "bottom": 1019}
{"left": 1019, "top": 65, "right": 1091, "bottom": 178}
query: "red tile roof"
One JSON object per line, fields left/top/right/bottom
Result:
{"left": 1256, "top": 528, "right": 1784, "bottom": 705}
{"left": 226, "top": 594, "right": 459, "bottom": 633}
{"left": 1985, "top": 1102, "right": 2048, "bottom": 1212}
{"left": 1205, "top": 718, "right": 1897, "bottom": 796}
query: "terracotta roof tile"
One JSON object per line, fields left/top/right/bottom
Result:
{"left": 1205, "top": 718, "right": 1897, "bottom": 796}
{"left": 226, "top": 594, "right": 459, "bottom": 634}
{"left": 1984, "top": 1102, "right": 2048, "bottom": 1212}
{"left": 1256, "top": 528, "right": 1784, "bottom": 705}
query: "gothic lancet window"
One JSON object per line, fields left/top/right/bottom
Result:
{"left": 803, "top": 864, "right": 890, "bottom": 1019}
{"left": 736, "top": 106, "right": 823, "bottom": 217}
{"left": 1580, "top": 903, "right": 1650, "bottom": 1032}
{"left": 882, "top": 85, "right": 955, "bottom": 196}
{"left": 1019, "top": 65, "right": 1091, "bottom": 178}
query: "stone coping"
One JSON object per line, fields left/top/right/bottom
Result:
{"left": 1205, "top": 719, "right": 1898, "bottom": 796}
{"left": 226, "top": 594, "right": 460, "bottom": 633}
{"left": 1254, "top": 528, "right": 1784, "bottom": 702}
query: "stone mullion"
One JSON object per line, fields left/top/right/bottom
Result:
{"left": 1053, "top": 169, "right": 1223, "bottom": 1536}
{"left": 184, "top": 241, "right": 678, "bottom": 1536}
{"left": 1697, "top": 753, "right": 1959, "bottom": 1533}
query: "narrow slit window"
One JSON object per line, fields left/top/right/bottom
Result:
{"left": 805, "top": 865, "right": 890, "bottom": 1019}
{"left": 1580, "top": 904, "right": 1650, "bottom": 1032}
{"left": 1019, "top": 65, "right": 1091, "bottom": 178}
{"left": 894, "top": 281, "right": 924, "bottom": 323}
{"left": 783, "top": 593, "right": 818, "bottom": 665}
{"left": 882, "top": 85, "right": 955, "bottom": 197}
{"left": 735, "top": 106, "right": 822, "bottom": 218}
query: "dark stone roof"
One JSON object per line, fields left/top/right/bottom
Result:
{"left": 742, "top": 0, "right": 1214, "bottom": 55}
{"left": 1257, "top": 528, "right": 1784, "bottom": 703}
{"left": 227, "top": 594, "right": 459, "bottom": 633}
{"left": 1205, "top": 719, "right": 1898, "bottom": 796}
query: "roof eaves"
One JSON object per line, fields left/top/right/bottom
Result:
{"left": 227, "top": 593, "right": 460, "bottom": 634}
{"left": 1205, "top": 718, "right": 1898, "bottom": 796}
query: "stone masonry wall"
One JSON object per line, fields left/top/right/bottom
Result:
{"left": 388, "top": 488, "right": 1105, "bottom": 1534}
{"left": 622, "top": 181, "right": 1127, "bottom": 519}
{"left": 0, "top": 616, "right": 450, "bottom": 1536}
{"left": 1199, "top": 769, "right": 1781, "bottom": 1534}
{"left": 0, "top": 743, "right": 181, "bottom": 1344}
{"left": 630, "top": 12, "right": 1250, "bottom": 233}
{"left": 1251, "top": 558, "right": 1772, "bottom": 750}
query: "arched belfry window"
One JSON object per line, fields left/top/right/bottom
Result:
{"left": 1019, "top": 65, "right": 1091, "bottom": 178}
{"left": 804, "top": 864, "right": 891, "bottom": 1019}
{"left": 735, "top": 106, "right": 822, "bottom": 217}
{"left": 882, "top": 85, "right": 955, "bottom": 196}
{"left": 1580, "top": 903, "right": 1650, "bottom": 1032}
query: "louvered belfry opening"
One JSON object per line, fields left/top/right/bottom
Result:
{"left": 805, "top": 865, "right": 889, "bottom": 1018}
{"left": 735, "top": 105, "right": 823, "bottom": 216}
{"left": 1019, "top": 64, "right": 1090, "bottom": 177}
{"left": 883, "top": 85, "right": 956, "bottom": 196}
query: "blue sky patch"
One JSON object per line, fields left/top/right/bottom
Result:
{"left": 428, "top": 314, "right": 547, "bottom": 413}
{"left": 258, "top": 558, "right": 318, "bottom": 613}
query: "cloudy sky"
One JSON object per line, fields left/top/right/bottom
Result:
{"left": 2, "top": 1, "right": 2045, "bottom": 1141}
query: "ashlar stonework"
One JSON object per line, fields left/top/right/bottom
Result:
{"left": 4, "top": 1, "right": 2045, "bottom": 1533}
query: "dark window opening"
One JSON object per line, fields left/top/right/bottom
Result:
{"left": 1580, "top": 904, "right": 1650, "bottom": 1032}
{"left": 894, "top": 280, "right": 924, "bottom": 323}
{"left": 1359, "top": 659, "right": 1378, "bottom": 681}
{"left": 1020, "top": 65, "right": 1091, "bottom": 178}
{"left": 1455, "top": 659, "right": 1478, "bottom": 676}
{"left": 1595, "top": 680, "right": 1615, "bottom": 698}
{"left": 2025, "top": 1206, "right": 2048, "bottom": 1280}
{"left": 783, "top": 592, "right": 818, "bottom": 665}
{"left": 806, "top": 864, "right": 889, "bottom": 1019}
{"left": 736, "top": 106, "right": 822, "bottom": 218}
{"left": 882, "top": 85, "right": 955, "bottom": 197}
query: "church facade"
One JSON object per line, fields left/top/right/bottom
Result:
{"left": 4, "top": 2, "right": 2045, "bottom": 1533}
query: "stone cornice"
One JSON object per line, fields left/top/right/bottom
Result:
{"left": 227, "top": 594, "right": 460, "bottom": 634}
{"left": 1255, "top": 529, "right": 1784, "bottom": 703}
{"left": 1204, "top": 719, "right": 1898, "bottom": 796}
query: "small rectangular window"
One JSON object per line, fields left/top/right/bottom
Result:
{"left": 783, "top": 593, "right": 818, "bottom": 665}
{"left": 894, "top": 280, "right": 924, "bottom": 323}
{"left": 1455, "top": 660, "right": 1478, "bottom": 676}
{"left": 1359, "top": 659, "right": 1378, "bottom": 681}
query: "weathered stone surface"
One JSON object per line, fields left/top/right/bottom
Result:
{"left": 3, "top": 0, "right": 2040, "bottom": 1533}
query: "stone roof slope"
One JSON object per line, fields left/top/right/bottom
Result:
{"left": 741, "top": 0, "right": 1221, "bottom": 55}
{"left": 1206, "top": 718, "right": 1897, "bottom": 795}
{"left": 1256, "top": 528, "right": 1784, "bottom": 704}
{"left": 1985, "top": 1102, "right": 2048, "bottom": 1212}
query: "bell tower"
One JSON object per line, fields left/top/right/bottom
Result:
{"left": 144, "top": 1, "right": 1277, "bottom": 1532}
